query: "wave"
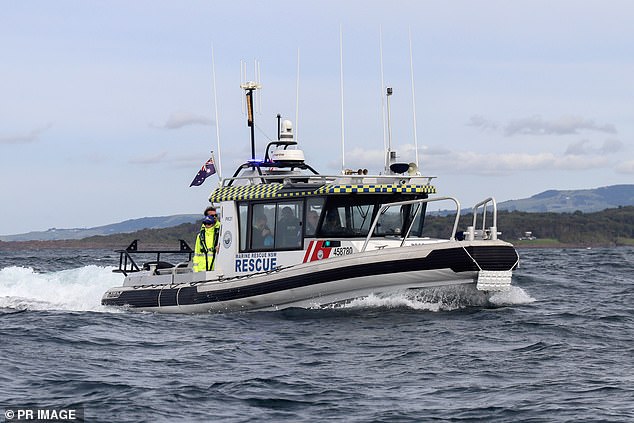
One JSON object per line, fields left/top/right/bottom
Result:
{"left": 0, "top": 265, "right": 123, "bottom": 312}
{"left": 334, "top": 285, "right": 535, "bottom": 312}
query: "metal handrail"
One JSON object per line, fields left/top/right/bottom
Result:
{"left": 219, "top": 173, "right": 436, "bottom": 187}
{"left": 471, "top": 197, "right": 497, "bottom": 240}
{"left": 361, "top": 196, "right": 462, "bottom": 252}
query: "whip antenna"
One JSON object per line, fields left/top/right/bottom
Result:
{"left": 211, "top": 44, "right": 222, "bottom": 178}
{"left": 295, "top": 48, "right": 300, "bottom": 141}
{"left": 240, "top": 61, "right": 262, "bottom": 162}
{"left": 409, "top": 27, "right": 420, "bottom": 168}
{"left": 379, "top": 25, "right": 387, "bottom": 172}
{"left": 339, "top": 24, "right": 346, "bottom": 171}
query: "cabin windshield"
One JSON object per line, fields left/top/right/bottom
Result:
{"left": 318, "top": 194, "right": 427, "bottom": 238}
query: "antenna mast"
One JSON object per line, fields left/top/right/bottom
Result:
{"left": 339, "top": 25, "right": 346, "bottom": 171}
{"left": 385, "top": 87, "right": 394, "bottom": 173}
{"left": 240, "top": 62, "right": 262, "bottom": 163}
{"left": 211, "top": 44, "right": 222, "bottom": 178}
{"left": 409, "top": 27, "right": 420, "bottom": 168}
{"left": 379, "top": 26, "right": 387, "bottom": 172}
{"left": 295, "top": 48, "right": 300, "bottom": 142}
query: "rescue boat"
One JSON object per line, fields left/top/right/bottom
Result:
{"left": 101, "top": 83, "right": 519, "bottom": 313}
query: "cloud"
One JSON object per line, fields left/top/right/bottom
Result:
{"left": 616, "top": 160, "right": 634, "bottom": 174}
{"left": 466, "top": 115, "right": 498, "bottom": 131}
{"left": 129, "top": 151, "right": 168, "bottom": 164}
{"left": 327, "top": 144, "right": 612, "bottom": 175}
{"left": 430, "top": 151, "right": 611, "bottom": 175}
{"left": 151, "top": 112, "right": 213, "bottom": 130}
{"left": 565, "top": 139, "right": 624, "bottom": 155}
{"left": 328, "top": 144, "right": 428, "bottom": 171}
{"left": 0, "top": 123, "right": 52, "bottom": 144}
{"left": 504, "top": 115, "right": 617, "bottom": 136}
{"left": 599, "top": 139, "right": 625, "bottom": 154}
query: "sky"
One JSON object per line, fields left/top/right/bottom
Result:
{"left": 1, "top": 0, "right": 633, "bottom": 235}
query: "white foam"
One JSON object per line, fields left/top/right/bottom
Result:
{"left": 0, "top": 265, "right": 124, "bottom": 312}
{"left": 488, "top": 285, "right": 536, "bottom": 306}
{"left": 342, "top": 292, "right": 448, "bottom": 311}
{"left": 333, "top": 284, "right": 535, "bottom": 312}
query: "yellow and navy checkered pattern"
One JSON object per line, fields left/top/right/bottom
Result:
{"left": 316, "top": 184, "right": 436, "bottom": 195}
{"left": 209, "top": 183, "right": 436, "bottom": 202}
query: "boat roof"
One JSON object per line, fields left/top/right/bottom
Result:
{"left": 209, "top": 180, "right": 436, "bottom": 202}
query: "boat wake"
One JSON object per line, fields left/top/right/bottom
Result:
{"left": 0, "top": 265, "right": 123, "bottom": 313}
{"left": 333, "top": 285, "right": 535, "bottom": 312}
{"left": 0, "top": 264, "right": 534, "bottom": 314}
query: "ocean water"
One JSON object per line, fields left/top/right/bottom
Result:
{"left": 1, "top": 247, "right": 633, "bottom": 422}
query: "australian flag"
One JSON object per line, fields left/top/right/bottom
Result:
{"left": 189, "top": 156, "right": 216, "bottom": 187}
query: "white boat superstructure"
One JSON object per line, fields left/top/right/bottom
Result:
{"left": 102, "top": 81, "right": 519, "bottom": 313}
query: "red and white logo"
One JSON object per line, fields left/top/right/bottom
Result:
{"left": 302, "top": 241, "right": 332, "bottom": 263}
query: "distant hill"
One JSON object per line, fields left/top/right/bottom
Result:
{"left": 0, "top": 214, "right": 200, "bottom": 242}
{"left": 497, "top": 184, "right": 634, "bottom": 213}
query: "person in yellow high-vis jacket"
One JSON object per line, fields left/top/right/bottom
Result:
{"left": 193, "top": 214, "right": 221, "bottom": 272}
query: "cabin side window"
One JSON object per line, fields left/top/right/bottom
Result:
{"left": 251, "top": 203, "right": 276, "bottom": 250}
{"left": 275, "top": 201, "right": 303, "bottom": 249}
{"left": 320, "top": 203, "right": 373, "bottom": 237}
{"left": 238, "top": 203, "right": 248, "bottom": 251}
{"left": 305, "top": 197, "right": 325, "bottom": 237}
{"left": 247, "top": 201, "right": 304, "bottom": 251}
{"left": 375, "top": 206, "right": 404, "bottom": 236}
{"left": 408, "top": 202, "right": 427, "bottom": 237}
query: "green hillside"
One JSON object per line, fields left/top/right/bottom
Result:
{"left": 425, "top": 206, "right": 634, "bottom": 246}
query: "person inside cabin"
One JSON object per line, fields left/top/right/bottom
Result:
{"left": 194, "top": 213, "right": 220, "bottom": 272}
{"left": 305, "top": 210, "right": 320, "bottom": 236}
{"left": 252, "top": 214, "right": 273, "bottom": 248}
{"left": 322, "top": 208, "right": 343, "bottom": 234}
{"left": 278, "top": 206, "right": 301, "bottom": 248}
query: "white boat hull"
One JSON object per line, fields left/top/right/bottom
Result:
{"left": 102, "top": 240, "right": 519, "bottom": 313}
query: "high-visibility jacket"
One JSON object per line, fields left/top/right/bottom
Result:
{"left": 193, "top": 222, "right": 221, "bottom": 272}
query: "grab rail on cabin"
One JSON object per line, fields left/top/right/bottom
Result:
{"left": 361, "top": 196, "right": 462, "bottom": 252}
{"left": 113, "top": 239, "right": 194, "bottom": 276}
{"left": 467, "top": 197, "right": 498, "bottom": 241}
{"left": 220, "top": 173, "right": 436, "bottom": 187}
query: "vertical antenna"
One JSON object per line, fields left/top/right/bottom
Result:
{"left": 379, "top": 25, "right": 387, "bottom": 172}
{"left": 339, "top": 24, "right": 346, "bottom": 171}
{"left": 255, "top": 60, "right": 262, "bottom": 113}
{"left": 409, "top": 27, "right": 420, "bottom": 168}
{"left": 211, "top": 44, "right": 222, "bottom": 178}
{"left": 295, "top": 48, "right": 300, "bottom": 141}
{"left": 241, "top": 63, "right": 262, "bottom": 163}
{"left": 240, "top": 61, "right": 246, "bottom": 114}
{"left": 386, "top": 87, "right": 393, "bottom": 165}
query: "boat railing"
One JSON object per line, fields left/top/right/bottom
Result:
{"left": 220, "top": 173, "right": 436, "bottom": 187}
{"left": 361, "top": 196, "right": 462, "bottom": 252}
{"left": 467, "top": 197, "right": 498, "bottom": 241}
{"left": 113, "top": 239, "right": 194, "bottom": 276}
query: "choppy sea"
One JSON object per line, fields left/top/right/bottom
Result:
{"left": 1, "top": 247, "right": 633, "bottom": 422}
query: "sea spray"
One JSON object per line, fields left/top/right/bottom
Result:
{"left": 489, "top": 285, "right": 536, "bottom": 306}
{"left": 335, "top": 284, "right": 535, "bottom": 311}
{"left": 0, "top": 265, "right": 123, "bottom": 312}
